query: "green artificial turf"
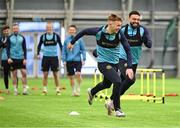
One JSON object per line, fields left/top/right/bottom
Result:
{"left": 0, "top": 77, "right": 179, "bottom": 128}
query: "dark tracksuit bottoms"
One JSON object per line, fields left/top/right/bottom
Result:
{"left": 1, "top": 60, "right": 10, "bottom": 89}
{"left": 91, "top": 62, "right": 122, "bottom": 111}
{"left": 110, "top": 59, "right": 137, "bottom": 100}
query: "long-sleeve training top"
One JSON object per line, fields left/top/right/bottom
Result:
{"left": 120, "top": 24, "right": 152, "bottom": 64}
{"left": 62, "top": 35, "right": 86, "bottom": 62}
{"left": 7, "top": 33, "right": 26, "bottom": 59}
{"left": 70, "top": 25, "right": 132, "bottom": 68}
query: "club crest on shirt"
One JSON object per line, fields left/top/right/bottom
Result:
{"left": 106, "top": 65, "right": 112, "bottom": 70}
{"left": 124, "top": 63, "right": 127, "bottom": 67}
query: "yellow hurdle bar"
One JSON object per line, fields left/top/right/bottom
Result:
{"left": 94, "top": 69, "right": 97, "bottom": 86}
{"left": 153, "top": 72, "right": 157, "bottom": 97}
{"left": 137, "top": 68, "right": 165, "bottom": 104}
{"left": 94, "top": 68, "right": 165, "bottom": 104}
{"left": 162, "top": 72, "right": 165, "bottom": 103}
{"left": 137, "top": 68, "right": 163, "bottom": 72}
{"left": 140, "top": 71, "right": 144, "bottom": 96}
{"left": 94, "top": 69, "right": 98, "bottom": 101}
{"left": 153, "top": 72, "right": 156, "bottom": 102}
{"left": 146, "top": 72, "right": 150, "bottom": 96}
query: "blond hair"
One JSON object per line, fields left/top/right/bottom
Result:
{"left": 108, "top": 14, "right": 122, "bottom": 22}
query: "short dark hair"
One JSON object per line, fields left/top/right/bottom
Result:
{"left": 129, "top": 11, "right": 141, "bottom": 17}
{"left": 69, "top": 25, "right": 77, "bottom": 29}
{"left": 2, "top": 25, "right": 10, "bottom": 31}
{"left": 108, "top": 14, "right": 122, "bottom": 22}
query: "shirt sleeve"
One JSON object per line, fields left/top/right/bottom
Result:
{"left": 142, "top": 26, "right": 152, "bottom": 48}
{"left": 0, "top": 37, "right": 3, "bottom": 48}
{"left": 6, "top": 36, "right": 11, "bottom": 58}
{"left": 61, "top": 40, "right": 67, "bottom": 62}
{"left": 80, "top": 39, "right": 86, "bottom": 61}
{"left": 56, "top": 34, "right": 62, "bottom": 52}
{"left": 37, "top": 35, "right": 43, "bottom": 55}
{"left": 22, "top": 36, "right": 27, "bottom": 59}
{"left": 120, "top": 32, "right": 132, "bottom": 68}
{"left": 71, "top": 27, "right": 100, "bottom": 45}
{"left": 92, "top": 49, "right": 98, "bottom": 58}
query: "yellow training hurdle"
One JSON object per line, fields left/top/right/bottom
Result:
{"left": 93, "top": 68, "right": 165, "bottom": 104}
{"left": 137, "top": 68, "right": 165, "bottom": 103}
